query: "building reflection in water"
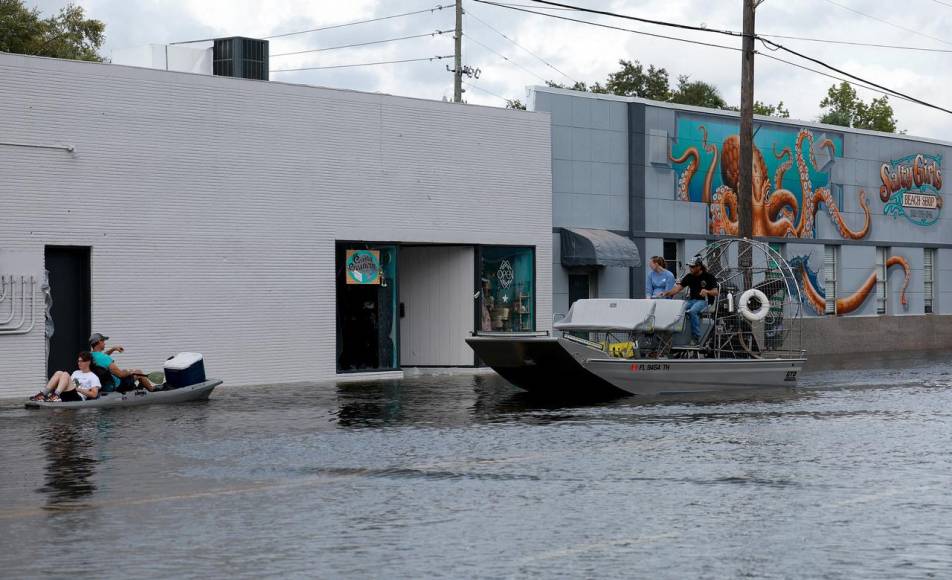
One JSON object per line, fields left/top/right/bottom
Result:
{"left": 38, "top": 420, "right": 98, "bottom": 509}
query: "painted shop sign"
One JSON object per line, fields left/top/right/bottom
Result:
{"left": 880, "top": 154, "right": 943, "bottom": 226}
{"left": 345, "top": 249, "right": 381, "bottom": 285}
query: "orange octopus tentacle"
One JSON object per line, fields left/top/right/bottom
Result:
{"left": 800, "top": 269, "right": 827, "bottom": 314}
{"left": 700, "top": 126, "right": 718, "bottom": 204}
{"left": 886, "top": 255, "right": 911, "bottom": 307}
{"left": 766, "top": 189, "right": 799, "bottom": 224}
{"left": 710, "top": 185, "right": 739, "bottom": 236}
{"left": 773, "top": 144, "right": 792, "bottom": 190}
{"left": 827, "top": 255, "right": 912, "bottom": 315}
{"left": 818, "top": 187, "right": 871, "bottom": 240}
{"left": 670, "top": 146, "right": 699, "bottom": 202}
{"left": 835, "top": 272, "right": 878, "bottom": 315}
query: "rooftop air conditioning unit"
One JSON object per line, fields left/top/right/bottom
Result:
{"left": 213, "top": 37, "right": 269, "bottom": 81}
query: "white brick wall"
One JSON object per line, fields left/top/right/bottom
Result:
{"left": 0, "top": 54, "right": 552, "bottom": 397}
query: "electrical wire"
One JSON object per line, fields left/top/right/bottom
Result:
{"left": 756, "top": 51, "right": 920, "bottom": 107}
{"left": 171, "top": 5, "right": 449, "bottom": 45}
{"left": 465, "top": 7, "right": 579, "bottom": 84}
{"left": 525, "top": 0, "right": 743, "bottom": 38}
{"left": 480, "top": 0, "right": 952, "bottom": 117}
{"left": 526, "top": 0, "right": 952, "bottom": 53}
{"left": 465, "top": 33, "right": 549, "bottom": 83}
{"left": 264, "top": 5, "right": 450, "bottom": 40}
{"left": 931, "top": 0, "right": 952, "bottom": 7}
{"left": 492, "top": 2, "right": 577, "bottom": 9}
{"left": 758, "top": 37, "right": 952, "bottom": 115}
{"left": 818, "top": 0, "right": 952, "bottom": 47}
{"left": 271, "top": 30, "right": 451, "bottom": 58}
{"left": 462, "top": 80, "right": 511, "bottom": 102}
{"left": 472, "top": 0, "right": 742, "bottom": 53}
{"left": 270, "top": 55, "right": 454, "bottom": 73}
{"left": 757, "top": 33, "right": 952, "bottom": 53}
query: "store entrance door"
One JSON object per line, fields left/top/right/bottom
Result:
{"left": 399, "top": 246, "right": 474, "bottom": 366}
{"left": 336, "top": 244, "right": 398, "bottom": 372}
{"left": 568, "top": 272, "right": 594, "bottom": 306}
{"left": 45, "top": 246, "right": 91, "bottom": 378}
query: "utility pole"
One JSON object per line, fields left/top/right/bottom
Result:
{"left": 738, "top": 0, "right": 757, "bottom": 240}
{"left": 454, "top": 0, "right": 463, "bottom": 102}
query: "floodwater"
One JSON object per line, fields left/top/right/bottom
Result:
{"left": 2, "top": 352, "right": 952, "bottom": 579}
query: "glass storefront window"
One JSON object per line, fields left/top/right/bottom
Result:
{"left": 336, "top": 243, "right": 398, "bottom": 372}
{"left": 478, "top": 246, "right": 535, "bottom": 332}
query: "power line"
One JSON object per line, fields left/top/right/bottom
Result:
{"left": 465, "top": 7, "right": 578, "bottom": 83}
{"left": 271, "top": 30, "right": 451, "bottom": 58}
{"left": 756, "top": 51, "right": 919, "bottom": 107}
{"left": 270, "top": 55, "right": 454, "bottom": 73}
{"left": 482, "top": 0, "right": 952, "bottom": 117}
{"left": 758, "top": 37, "right": 952, "bottom": 115}
{"left": 171, "top": 5, "right": 450, "bottom": 45}
{"left": 819, "top": 0, "right": 952, "bottom": 47}
{"left": 472, "top": 0, "right": 742, "bottom": 53}
{"left": 464, "top": 33, "right": 549, "bottom": 83}
{"left": 931, "top": 0, "right": 952, "bottom": 7}
{"left": 462, "top": 80, "right": 510, "bottom": 102}
{"left": 493, "top": 2, "right": 577, "bottom": 9}
{"left": 756, "top": 33, "right": 952, "bottom": 53}
{"left": 526, "top": 0, "right": 743, "bottom": 38}
{"left": 264, "top": 5, "right": 449, "bottom": 40}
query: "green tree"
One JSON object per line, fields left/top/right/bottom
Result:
{"left": 540, "top": 61, "right": 793, "bottom": 117}
{"left": 0, "top": 0, "right": 105, "bottom": 62}
{"left": 670, "top": 76, "right": 726, "bottom": 109}
{"left": 505, "top": 98, "right": 526, "bottom": 110}
{"left": 602, "top": 59, "right": 670, "bottom": 101}
{"left": 753, "top": 100, "right": 789, "bottom": 118}
{"left": 819, "top": 82, "right": 897, "bottom": 133}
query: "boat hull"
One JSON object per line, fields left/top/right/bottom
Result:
{"left": 468, "top": 334, "right": 804, "bottom": 397}
{"left": 466, "top": 334, "right": 624, "bottom": 397}
{"left": 25, "top": 379, "right": 222, "bottom": 409}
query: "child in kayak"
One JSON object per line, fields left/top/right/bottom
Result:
{"left": 30, "top": 351, "right": 101, "bottom": 402}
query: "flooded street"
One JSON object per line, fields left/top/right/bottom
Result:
{"left": 3, "top": 352, "right": 952, "bottom": 578}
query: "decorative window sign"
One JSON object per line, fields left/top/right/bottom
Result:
{"left": 345, "top": 249, "right": 381, "bottom": 285}
{"left": 880, "top": 154, "right": 943, "bottom": 226}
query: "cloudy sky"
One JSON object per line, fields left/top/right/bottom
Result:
{"left": 28, "top": 0, "right": 952, "bottom": 140}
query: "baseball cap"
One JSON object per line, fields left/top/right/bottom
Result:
{"left": 687, "top": 256, "right": 704, "bottom": 267}
{"left": 89, "top": 332, "right": 109, "bottom": 346}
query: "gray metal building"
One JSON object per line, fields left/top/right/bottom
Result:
{"left": 0, "top": 53, "right": 552, "bottom": 397}
{"left": 532, "top": 86, "right": 952, "bottom": 352}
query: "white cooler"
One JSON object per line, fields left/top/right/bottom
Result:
{"left": 164, "top": 352, "right": 206, "bottom": 389}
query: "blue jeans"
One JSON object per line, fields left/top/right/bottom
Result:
{"left": 686, "top": 299, "right": 708, "bottom": 339}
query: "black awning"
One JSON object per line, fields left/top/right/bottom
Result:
{"left": 560, "top": 228, "right": 641, "bottom": 268}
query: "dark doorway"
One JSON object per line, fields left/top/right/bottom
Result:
{"left": 335, "top": 243, "right": 398, "bottom": 372}
{"left": 45, "top": 246, "right": 91, "bottom": 378}
{"left": 568, "top": 273, "right": 592, "bottom": 307}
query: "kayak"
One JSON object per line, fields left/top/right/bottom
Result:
{"left": 24, "top": 379, "right": 222, "bottom": 409}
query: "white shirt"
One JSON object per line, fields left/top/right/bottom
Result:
{"left": 70, "top": 370, "right": 101, "bottom": 400}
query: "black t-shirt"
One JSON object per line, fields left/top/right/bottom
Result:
{"left": 679, "top": 271, "right": 719, "bottom": 303}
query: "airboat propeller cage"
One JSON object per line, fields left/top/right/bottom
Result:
{"left": 164, "top": 352, "right": 206, "bottom": 389}
{"left": 691, "top": 238, "right": 804, "bottom": 356}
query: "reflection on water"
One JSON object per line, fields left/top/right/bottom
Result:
{"left": 1, "top": 352, "right": 952, "bottom": 578}
{"left": 38, "top": 421, "right": 97, "bottom": 507}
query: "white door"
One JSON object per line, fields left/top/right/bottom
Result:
{"left": 399, "top": 246, "right": 475, "bottom": 366}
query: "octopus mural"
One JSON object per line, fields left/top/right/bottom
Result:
{"left": 788, "top": 255, "right": 911, "bottom": 316}
{"left": 670, "top": 120, "right": 870, "bottom": 240}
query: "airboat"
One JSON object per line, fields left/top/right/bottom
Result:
{"left": 466, "top": 239, "right": 806, "bottom": 397}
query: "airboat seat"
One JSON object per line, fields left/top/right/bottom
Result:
{"left": 553, "top": 299, "right": 656, "bottom": 332}
{"left": 650, "top": 299, "right": 687, "bottom": 332}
